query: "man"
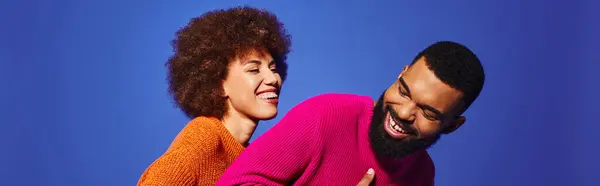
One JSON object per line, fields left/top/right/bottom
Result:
{"left": 216, "top": 41, "right": 485, "bottom": 186}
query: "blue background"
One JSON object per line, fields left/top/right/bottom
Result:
{"left": 1, "top": 0, "right": 599, "bottom": 185}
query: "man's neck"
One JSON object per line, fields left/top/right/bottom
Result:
{"left": 221, "top": 112, "right": 258, "bottom": 147}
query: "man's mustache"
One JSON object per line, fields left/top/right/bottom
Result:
{"left": 385, "top": 105, "right": 419, "bottom": 136}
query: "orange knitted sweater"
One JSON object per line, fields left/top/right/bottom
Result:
{"left": 138, "top": 117, "right": 245, "bottom": 186}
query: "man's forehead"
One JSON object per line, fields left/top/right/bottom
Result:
{"left": 404, "top": 58, "right": 429, "bottom": 75}
{"left": 400, "top": 66, "right": 464, "bottom": 112}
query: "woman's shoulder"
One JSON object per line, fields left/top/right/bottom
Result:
{"left": 185, "top": 116, "right": 223, "bottom": 134}
{"left": 165, "top": 117, "right": 224, "bottom": 151}
{"left": 137, "top": 117, "right": 226, "bottom": 185}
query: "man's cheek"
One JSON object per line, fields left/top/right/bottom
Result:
{"left": 416, "top": 127, "right": 439, "bottom": 138}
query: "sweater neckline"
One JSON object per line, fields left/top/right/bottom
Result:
{"left": 206, "top": 117, "right": 246, "bottom": 152}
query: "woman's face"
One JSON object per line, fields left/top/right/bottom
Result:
{"left": 222, "top": 49, "right": 282, "bottom": 121}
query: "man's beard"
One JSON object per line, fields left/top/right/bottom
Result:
{"left": 368, "top": 91, "right": 441, "bottom": 158}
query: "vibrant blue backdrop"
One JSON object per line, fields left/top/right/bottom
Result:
{"left": 1, "top": 0, "right": 599, "bottom": 185}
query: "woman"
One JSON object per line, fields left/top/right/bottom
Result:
{"left": 138, "top": 6, "right": 292, "bottom": 186}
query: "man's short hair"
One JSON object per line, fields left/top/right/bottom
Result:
{"left": 411, "top": 41, "right": 485, "bottom": 112}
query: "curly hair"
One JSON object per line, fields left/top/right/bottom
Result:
{"left": 166, "top": 6, "right": 292, "bottom": 119}
{"left": 411, "top": 41, "right": 485, "bottom": 112}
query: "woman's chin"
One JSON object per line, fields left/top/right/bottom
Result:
{"left": 252, "top": 110, "right": 278, "bottom": 121}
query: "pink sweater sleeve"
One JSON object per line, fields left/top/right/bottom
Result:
{"left": 215, "top": 96, "right": 327, "bottom": 186}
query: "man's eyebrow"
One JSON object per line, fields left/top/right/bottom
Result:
{"left": 399, "top": 77, "right": 444, "bottom": 118}
{"left": 398, "top": 77, "right": 411, "bottom": 95}
{"left": 420, "top": 104, "right": 444, "bottom": 118}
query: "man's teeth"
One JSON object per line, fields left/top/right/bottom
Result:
{"left": 258, "top": 92, "right": 278, "bottom": 99}
{"left": 389, "top": 117, "right": 407, "bottom": 134}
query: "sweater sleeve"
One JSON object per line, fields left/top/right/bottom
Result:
{"left": 215, "top": 95, "right": 328, "bottom": 186}
{"left": 138, "top": 121, "right": 221, "bottom": 186}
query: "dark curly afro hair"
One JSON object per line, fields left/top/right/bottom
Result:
{"left": 166, "top": 6, "right": 292, "bottom": 119}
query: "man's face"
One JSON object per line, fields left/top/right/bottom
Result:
{"left": 369, "top": 57, "right": 466, "bottom": 158}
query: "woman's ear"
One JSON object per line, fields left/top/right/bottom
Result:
{"left": 221, "top": 81, "right": 230, "bottom": 98}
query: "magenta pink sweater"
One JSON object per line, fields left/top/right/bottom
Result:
{"left": 216, "top": 93, "right": 435, "bottom": 186}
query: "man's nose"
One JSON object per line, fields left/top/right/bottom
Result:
{"left": 395, "top": 102, "right": 417, "bottom": 122}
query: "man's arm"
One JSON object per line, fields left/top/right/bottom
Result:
{"left": 216, "top": 96, "right": 327, "bottom": 185}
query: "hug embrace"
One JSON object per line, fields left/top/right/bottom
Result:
{"left": 138, "top": 6, "right": 485, "bottom": 186}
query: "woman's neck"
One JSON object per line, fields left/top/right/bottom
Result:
{"left": 221, "top": 111, "right": 258, "bottom": 147}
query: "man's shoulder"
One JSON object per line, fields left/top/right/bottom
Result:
{"left": 293, "top": 93, "right": 374, "bottom": 132}
{"left": 416, "top": 150, "right": 436, "bottom": 180}
{"left": 422, "top": 150, "right": 435, "bottom": 169}
{"left": 299, "top": 93, "right": 374, "bottom": 109}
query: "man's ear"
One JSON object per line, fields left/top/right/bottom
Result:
{"left": 441, "top": 116, "right": 466, "bottom": 134}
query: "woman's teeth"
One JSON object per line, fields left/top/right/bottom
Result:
{"left": 389, "top": 116, "right": 408, "bottom": 134}
{"left": 258, "top": 92, "right": 278, "bottom": 99}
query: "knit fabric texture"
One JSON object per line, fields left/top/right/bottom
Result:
{"left": 216, "top": 93, "right": 435, "bottom": 186}
{"left": 138, "top": 117, "right": 245, "bottom": 186}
